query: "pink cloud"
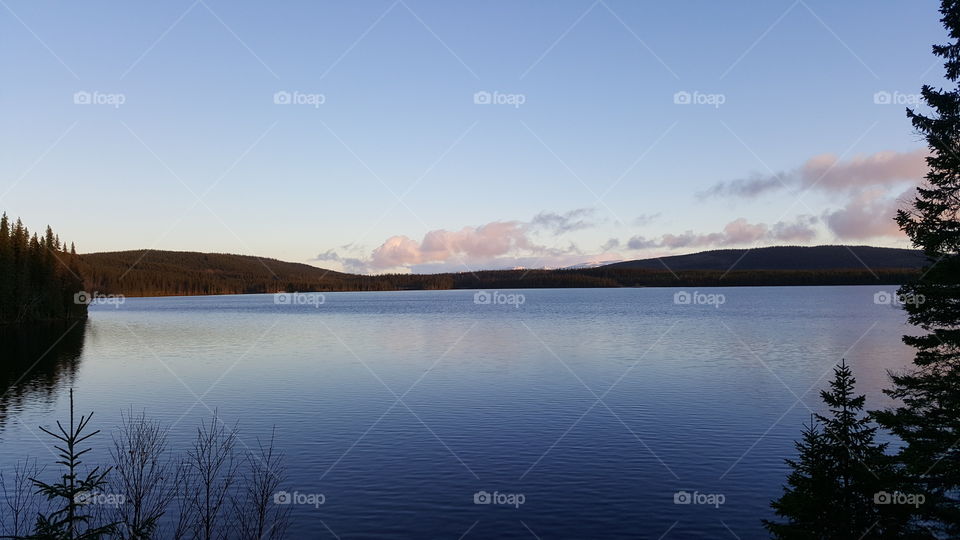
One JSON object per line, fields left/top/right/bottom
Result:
{"left": 629, "top": 216, "right": 819, "bottom": 250}
{"left": 314, "top": 209, "right": 602, "bottom": 272}
{"left": 369, "top": 219, "right": 574, "bottom": 270}
{"left": 701, "top": 149, "right": 928, "bottom": 198}
{"left": 799, "top": 149, "right": 928, "bottom": 191}
{"left": 771, "top": 216, "right": 819, "bottom": 243}
{"left": 823, "top": 187, "right": 915, "bottom": 240}
{"left": 369, "top": 235, "right": 424, "bottom": 268}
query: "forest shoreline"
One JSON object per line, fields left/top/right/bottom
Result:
{"left": 82, "top": 274, "right": 920, "bottom": 300}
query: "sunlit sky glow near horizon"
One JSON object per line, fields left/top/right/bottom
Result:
{"left": 0, "top": 0, "right": 945, "bottom": 273}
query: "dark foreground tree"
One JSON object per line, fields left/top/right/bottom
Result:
{"left": 873, "top": 0, "right": 960, "bottom": 535}
{"left": 26, "top": 390, "right": 117, "bottom": 539}
{"left": 765, "top": 418, "right": 832, "bottom": 538}
{"left": 766, "top": 362, "right": 909, "bottom": 538}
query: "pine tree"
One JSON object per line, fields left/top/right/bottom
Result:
{"left": 27, "top": 390, "right": 117, "bottom": 539}
{"left": 872, "top": 0, "right": 960, "bottom": 535}
{"left": 0, "top": 213, "right": 13, "bottom": 321}
{"left": 765, "top": 418, "right": 833, "bottom": 538}
{"left": 0, "top": 215, "right": 86, "bottom": 325}
{"left": 766, "top": 362, "right": 907, "bottom": 538}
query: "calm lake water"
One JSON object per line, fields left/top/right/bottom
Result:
{"left": 0, "top": 286, "right": 918, "bottom": 538}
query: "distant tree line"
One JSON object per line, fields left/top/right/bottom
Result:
{"left": 76, "top": 250, "right": 921, "bottom": 298}
{"left": 0, "top": 214, "right": 86, "bottom": 324}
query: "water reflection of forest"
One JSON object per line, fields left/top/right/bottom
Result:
{"left": 0, "top": 322, "right": 86, "bottom": 428}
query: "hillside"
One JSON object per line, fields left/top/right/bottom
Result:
{"left": 603, "top": 245, "right": 927, "bottom": 271}
{"left": 78, "top": 246, "right": 926, "bottom": 298}
{"left": 80, "top": 250, "right": 352, "bottom": 297}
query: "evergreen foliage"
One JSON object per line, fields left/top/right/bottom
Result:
{"left": 872, "top": 0, "right": 960, "bottom": 535}
{"left": 766, "top": 362, "right": 911, "bottom": 538}
{"left": 26, "top": 390, "right": 117, "bottom": 540}
{"left": 0, "top": 214, "right": 86, "bottom": 324}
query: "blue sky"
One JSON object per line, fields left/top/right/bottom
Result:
{"left": 0, "top": 0, "right": 944, "bottom": 273}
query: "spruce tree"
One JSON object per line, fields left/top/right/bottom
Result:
{"left": 766, "top": 362, "right": 906, "bottom": 538}
{"left": 27, "top": 390, "right": 117, "bottom": 539}
{"left": 0, "top": 213, "right": 12, "bottom": 321}
{"left": 765, "top": 418, "right": 833, "bottom": 538}
{"left": 873, "top": 0, "right": 960, "bottom": 535}
{"left": 0, "top": 215, "right": 86, "bottom": 325}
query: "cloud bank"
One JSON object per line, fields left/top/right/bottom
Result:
{"left": 314, "top": 209, "right": 597, "bottom": 272}
{"left": 823, "top": 186, "right": 916, "bottom": 240}
{"left": 370, "top": 221, "right": 537, "bottom": 269}
{"left": 311, "top": 146, "right": 925, "bottom": 274}
{"left": 700, "top": 149, "right": 928, "bottom": 199}
{"left": 627, "top": 216, "right": 818, "bottom": 251}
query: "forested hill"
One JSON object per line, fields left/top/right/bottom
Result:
{"left": 80, "top": 247, "right": 925, "bottom": 298}
{"left": 604, "top": 245, "right": 927, "bottom": 271}
{"left": 80, "top": 250, "right": 355, "bottom": 297}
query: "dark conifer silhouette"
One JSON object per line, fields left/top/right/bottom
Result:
{"left": 872, "top": 0, "right": 960, "bottom": 535}
{"left": 766, "top": 362, "right": 909, "bottom": 538}
{"left": 26, "top": 389, "right": 117, "bottom": 539}
{"left": 0, "top": 214, "right": 86, "bottom": 325}
{"left": 765, "top": 418, "right": 832, "bottom": 538}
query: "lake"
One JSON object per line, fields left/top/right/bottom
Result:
{"left": 0, "top": 286, "right": 918, "bottom": 538}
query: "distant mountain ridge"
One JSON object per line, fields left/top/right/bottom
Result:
{"left": 603, "top": 245, "right": 926, "bottom": 271}
{"left": 78, "top": 245, "right": 926, "bottom": 297}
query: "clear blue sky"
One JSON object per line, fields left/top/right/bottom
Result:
{"left": 0, "top": 0, "right": 945, "bottom": 273}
